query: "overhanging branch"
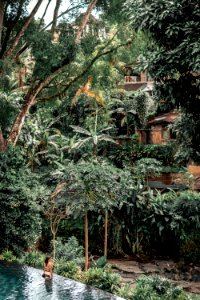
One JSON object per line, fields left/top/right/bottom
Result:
{"left": 37, "top": 39, "right": 133, "bottom": 103}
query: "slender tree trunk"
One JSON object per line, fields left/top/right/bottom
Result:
{"left": 52, "top": 232, "right": 56, "bottom": 261}
{"left": 7, "top": 73, "right": 58, "bottom": 145}
{"left": 85, "top": 209, "right": 89, "bottom": 271}
{"left": 40, "top": 0, "right": 52, "bottom": 28}
{"left": 7, "top": 83, "right": 43, "bottom": 145}
{"left": 75, "top": 0, "right": 98, "bottom": 44}
{"left": 4, "top": 0, "right": 43, "bottom": 58}
{"left": 0, "top": 130, "right": 7, "bottom": 152}
{"left": 0, "top": 0, "right": 25, "bottom": 58}
{"left": 104, "top": 210, "right": 108, "bottom": 257}
{"left": 15, "top": 43, "right": 29, "bottom": 62}
{"left": 0, "top": 0, "right": 5, "bottom": 52}
{"left": 93, "top": 144, "right": 97, "bottom": 157}
{"left": 51, "top": 0, "right": 61, "bottom": 34}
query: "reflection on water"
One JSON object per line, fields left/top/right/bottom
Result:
{"left": 45, "top": 279, "right": 53, "bottom": 293}
{"left": 0, "top": 262, "right": 124, "bottom": 300}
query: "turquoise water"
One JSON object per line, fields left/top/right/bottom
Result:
{"left": 0, "top": 262, "right": 124, "bottom": 300}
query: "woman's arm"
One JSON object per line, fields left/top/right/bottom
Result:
{"left": 49, "top": 261, "right": 53, "bottom": 277}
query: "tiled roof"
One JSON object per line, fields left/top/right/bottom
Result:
{"left": 148, "top": 112, "right": 180, "bottom": 125}
{"left": 118, "top": 82, "right": 146, "bottom": 91}
{"left": 148, "top": 180, "right": 186, "bottom": 190}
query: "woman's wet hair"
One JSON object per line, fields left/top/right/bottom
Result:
{"left": 45, "top": 256, "right": 51, "bottom": 264}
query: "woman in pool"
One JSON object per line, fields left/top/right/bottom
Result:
{"left": 42, "top": 256, "right": 53, "bottom": 279}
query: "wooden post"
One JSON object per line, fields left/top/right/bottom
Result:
{"left": 0, "top": 0, "right": 5, "bottom": 52}
{"left": 104, "top": 210, "right": 108, "bottom": 257}
{"left": 85, "top": 209, "right": 89, "bottom": 271}
{"left": 53, "top": 232, "right": 56, "bottom": 261}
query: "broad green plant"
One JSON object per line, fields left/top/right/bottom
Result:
{"left": 83, "top": 266, "right": 121, "bottom": 293}
{"left": 52, "top": 236, "right": 84, "bottom": 261}
{"left": 132, "top": 275, "right": 189, "bottom": 300}
{"left": 19, "top": 251, "right": 45, "bottom": 268}
{"left": 0, "top": 250, "right": 17, "bottom": 262}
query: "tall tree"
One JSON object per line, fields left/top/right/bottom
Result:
{"left": 0, "top": 0, "right": 5, "bottom": 51}
{"left": 51, "top": 0, "right": 62, "bottom": 34}
{"left": 52, "top": 160, "right": 134, "bottom": 269}
{"left": 6, "top": 0, "right": 98, "bottom": 146}
{"left": 0, "top": 0, "right": 133, "bottom": 151}
{"left": 4, "top": 0, "right": 43, "bottom": 58}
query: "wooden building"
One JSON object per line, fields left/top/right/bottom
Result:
{"left": 118, "top": 68, "right": 154, "bottom": 93}
{"left": 136, "top": 112, "right": 180, "bottom": 145}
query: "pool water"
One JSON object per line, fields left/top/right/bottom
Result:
{"left": 0, "top": 262, "right": 124, "bottom": 300}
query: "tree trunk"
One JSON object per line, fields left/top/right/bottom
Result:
{"left": 51, "top": 0, "right": 61, "bottom": 34}
{"left": 8, "top": 85, "right": 40, "bottom": 145}
{"left": 52, "top": 232, "right": 56, "bottom": 261}
{"left": 0, "top": 0, "right": 5, "bottom": 52}
{"left": 104, "top": 210, "right": 108, "bottom": 257}
{"left": 4, "top": 0, "right": 43, "bottom": 58}
{"left": 0, "top": 0, "right": 27, "bottom": 58}
{"left": 7, "top": 75, "right": 57, "bottom": 145}
{"left": 93, "top": 144, "right": 97, "bottom": 157}
{"left": 40, "top": 0, "right": 52, "bottom": 28}
{"left": 75, "top": 0, "right": 98, "bottom": 44}
{"left": 85, "top": 209, "right": 89, "bottom": 271}
{"left": 0, "top": 130, "right": 7, "bottom": 152}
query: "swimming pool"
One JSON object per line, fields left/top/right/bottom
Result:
{"left": 0, "top": 261, "right": 124, "bottom": 300}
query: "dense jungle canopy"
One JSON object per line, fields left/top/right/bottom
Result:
{"left": 0, "top": 0, "right": 200, "bottom": 277}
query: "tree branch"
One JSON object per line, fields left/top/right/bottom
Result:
{"left": 14, "top": 3, "right": 84, "bottom": 60}
{"left": 39, "top": 0, "right": 52, "bottom": 28}
{"left": 75, "top": 0, "right": 98, "bottom": 44}
{"left": 37, "top": 39, "right": 131, "bottom": 103}
{"left": 4, "top": 0, "right": 44, "bottom": 58}
{"left": 42, "top": 4, "right": 83, "bottom": 30}
{"left": 0, "top": 0, "right": 25, "bottom": 57}
{"left": 0, "top": 0, "right": 5, "bottom": 52}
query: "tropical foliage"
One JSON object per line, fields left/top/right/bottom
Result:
{"left": 0, "top": 146, "right": 48, "bottom": 254}
{"left": 125, "top": 0, "right": 200, "bottom": 163}
{"left": 0, "top": 1, "right": 200, "bottom": 298}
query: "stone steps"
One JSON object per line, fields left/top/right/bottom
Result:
{"left": 108, "top": 259, "right": 200, "bottom": 295}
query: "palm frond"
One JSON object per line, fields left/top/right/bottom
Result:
{"left": 98, "top": 134, "right": 119, "bottom": 145}
{"left": 71, "top": 137, "right": 92, "bottom": 150}
{"left": 99, "top": 126, "right": 114, "bottom": 133}
{"left": 70, "top": 125, "right": 91, "bottom": 137}
{"left": 48, "top": 141, "right": 59, "bottom": 150}
{"left": 128, "top": 109, "right": 137, "bottom": 114}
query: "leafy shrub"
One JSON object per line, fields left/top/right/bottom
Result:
{"left": 0, "top": 250, "right": 17, "bottom": 262}
{"left": 161, "top": 190, "right": 178, "bottom": 202}
{"left": 134, "top": 158, "right": 162, "bottom": 181}
{"left": 171, "top": 191, "right": 200, "bottom": 261}
{"left": 179, "top": 233, "right": 200, "bottom": 262}
{"left": 134, "top": 144, "right": 177, "bottom": 165}
{"left": 84, "top": 266, "right": 121, "bottom": 293}
{"left": 93, "top": 256, "right": 107, "bottom": 268}
{"left": 161, "top": 166, "right": 186, "bottom": 173}
{"left": 55, "top": 261, "right": 122, "bottom": 293}
{"left": 132, "top": 275, "right": 188, "bottom": 300}
{"left": 19, "top": 251, "right": 45, "bottom": 268}
{"left": 177, "top": 191, "right": 200, "bottom": 201}
{"left": 117, "top": 283, "right": 135, "bottom": 300}
{"left": 118, "top": 188, "right": 200, "bottom": 259}
{"left": 54, "top": 260, "right": 80, "bottom": 279}
{"left": 53, "top": 236, "right": 84, "bottom": 261}
{"left": 0, "top": 146, "right": 48, "bottom": 254}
